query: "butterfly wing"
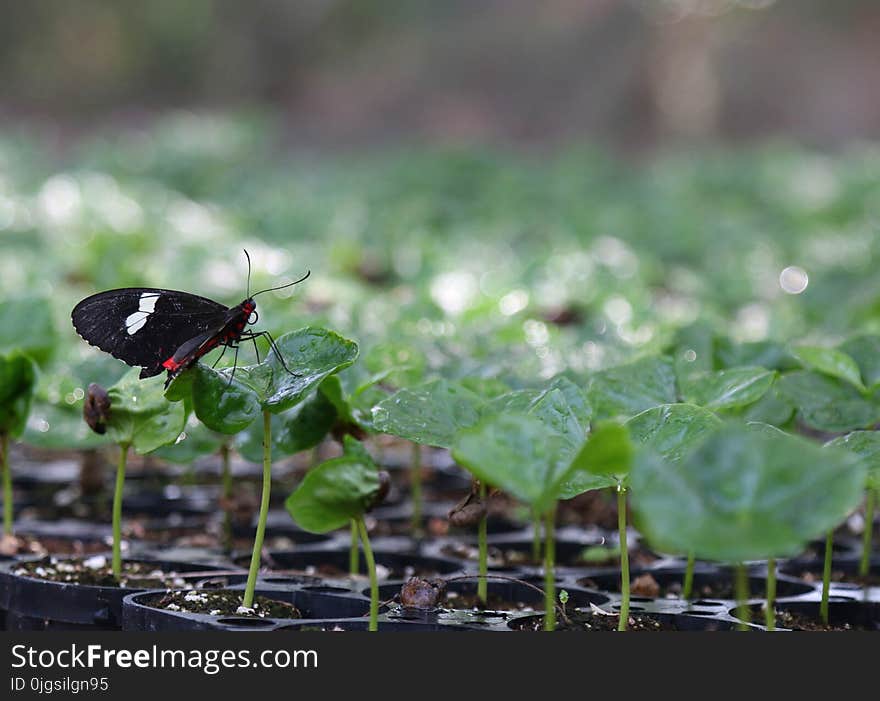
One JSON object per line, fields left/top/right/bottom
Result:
{"left": 71, "top": 288, "right": 229, "bottom": 377}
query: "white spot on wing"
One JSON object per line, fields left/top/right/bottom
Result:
{"left": 124, "top": 293, "right": 161, "bottom": 335}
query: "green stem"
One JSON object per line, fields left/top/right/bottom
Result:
{"left": 410, "top": 443, "right": 422, "bottom": 535}
{"left": 1, "top": 433, "right": 11, "bottom": 537}
{"left": 221, "top": 441, "right": 233, "bottom": 551}
{"left": 349, "top": 519, "right": 359, "bottom": 576}
{"left": 112, "top": 442, "right": 129, "bottom": 579}
{"left": 820, "top": 529, "right": 833, "bottom": 625}
{"left": 617, "top": 486, "right": 630, "bottom": 632}
{"left": 682, "top": 551, "right": 695, "bottom": 600}
{"left": 531, "top": 510, "right": 542, "bottom": 563}
{"left": 860, "top": 488, "right": 875, "bottom": 578}
{"left": 765, "top": 558, "right": 776, "bottom": 630}
{"left": 356, "top": 517, "right": 378, "bottom": 631}
{"left": 735, "top": 562, "right": 750, "bottom": 631}
{"left": 543, "top": 505, "right": 556, "bottom": 632}
{"left": 243, "top": 410, "right": 272, "bottom": 609}
{"left": 477, "top": 481, "right": 488, "bottom": 604}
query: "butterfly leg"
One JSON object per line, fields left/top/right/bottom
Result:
{"left": 211, "top": 343, "right": 229, "bottom": 369}
{"left": 225, "top": 343, "right": 241, "bottom": 388}
{"left": 244, "top": 331, "right": 300, "bottom": 378}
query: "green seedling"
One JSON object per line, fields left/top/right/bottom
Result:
{"left": 286, "top": 436, "right": 386, "bottom": 631}
{"left": 0, "top": 351, "right": 38, "bottom": 536}
{"left": 631, "top": 423, "right": 866, "bottom": 631}
{"left": 166, "top": 326, "right": 358, "bottom": 608}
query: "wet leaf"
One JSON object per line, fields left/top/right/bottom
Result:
{"left": 232, "top": 327, "right": 359, "bottom": 413}
{"left": 587, "top": 356, "right": 677, "bottom": 421}
{"left": 792, "top": 345, "right": 865, "bottom": 391}
{"left": 626, "top": 403, "right": 721, "bottom": 463}
{"left": 825, "top": 431, "right": 880, "bottom": 488}
{"left": 371, "top": 379, "right": 484, "bottom": 448}
{"left": 839, "top": 335, "right": 880, "bottom": 389}
{"left": 568, "top": 422, "right": 633, "bottom": 479}
{"left": 777, "top": 371, "right": 878, "bottom": 432}
{"left": 104, "top": 368, "right": 186, "bottom": 454}
{"left": 285, "top": 436, "right": 380, "bottom": 533}
{"left": 630, "top": 424, "right": 867, "bottom": 561}
{"left": 681, "top": 366, "right": 775, "bottom": 410}
{"left": 190, "top": 364, "right": 261, "bottom": 434}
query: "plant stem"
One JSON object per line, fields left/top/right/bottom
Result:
{"left": 243, "top": 410, "right": 272, "bottom": 609}
{"left": 860, "top": 488, "right": 875, "bottom": 578}
{"left": 531, "top": 510, "right": 542, "bottom": 563}
{"left": 477, "top": 481, "right": 488, "bottom": 604}
{"left": 543, "top": 505, "right": 556, "bottom": 632}
{"left": 410, "top": 443, "right": 422, "bottom": 535}
{"left": 765, "top": 558, "right": 776, "bottom": 631}
{"left": 735, "top": 562, "right": 750, "bottom": 631}
{"left": 220, "top": 441, "right": 233, "bottom": 551}
{"left": 349, "top": 519, "right": 359, "bottom": 576}
{"left": 1, "top": 432, "right": 11, "bottom": 537}
{"left": 682, "top": 551, "right": 695, "bottom": 600}
{"left": 112, "top": 442, "right": 129, "bottom": 579}
{"left": 356, "top": 517, "right": 378, "bottom": 631}
{"left": 820, "top": 529, "right": 833, "bottom": 625}
{"left": 617, "top": 486, "right": 630, "bottom": 632}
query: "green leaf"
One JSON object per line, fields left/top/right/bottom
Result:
{"left": 152, "top": 414, "right": 225, "bottom": 463}
{"left": 587, "top": 356, "right": 677, "bottom": 421}
{"left": 792, "top": 345, "right": 865, "bottom": 391}
{"left": 777, "top": 371, "right": 878, "bottom": 432}
{"left": 681, "top": 366, "right": 775, "bottom": 410}
{"left": 825, "top": 431, "right": 880, "bottom": 488}
{"left": 232, "top": 327, "right": 359, "bottom": 412}
{"left": 105, "top": 368, "right": 186, "bottom": 454}
{"left": 626, "top": 403, "right": 721, "bottom": 463}
{"left": 742, "top": 388, "right": 795, "bottom": 427}
{"left": 0, "top": 297, "right": 55, "bottom": 364}
{"left": 371, "top": 379, "right": 484, "bottom": 448}
{"left": 285, "top": 445, "right": 379, "bottom": 533}
{"left": 189, "top": 364, "right": 261, "bottom": 434}
{"left": 452, "top": 413, "right": 573, "bottom": 512}
{"left": 714, "top": 339, "right": 795, "bottom": 372}
{"left": 0, "top": 351, "right": 38, "bottom": 438}
{"left": 839, "top": 335, "right": 880, "bottom": 389}
{"left": 568, "top": 422, "right": 633, "bottom": 479}
{"left": 235, "top": 390, "right": 338, "bottom": 462}
{"left": 630, "top": 424, "right": 867, "bottom": 561}
{"left": 23, "top": 402, "right": 109, "bottom": 449}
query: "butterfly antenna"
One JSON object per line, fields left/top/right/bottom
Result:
{"left": 243, "top": 249, "right": 252, "bottom": 298}
{"left": 251, "top": 270, "right": 311, "bottom": 298}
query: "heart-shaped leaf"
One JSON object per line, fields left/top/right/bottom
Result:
{"left": 285, "top": 436, "right": 380, "bottom": 533}
{"left": 453, "top": 413, "right": 575, "bottom": 512}
{"left": 105, "top": 368, "right": 186, "bottom": 454}
{"left": 777, "top": 371, "right": 878, "bottom": 432}
{"left": 232, "top": 327, "right": 359, "bottom": 413}
{"left": 681, "top": 366, "right": 775, "bottom": 410}
{"left": 588, "top": 356, "right": 677, "bottom": 421}
{"left": 0, "top": 351, "right": 38, "bottom": 438}
{"left": 626, "top": 403, "right": 721, "bottom": 463}
{"left": 371, "top": 379, "right": 484, "bottom": 448}
{"left": 792, "top": 345, "right": 865, "bottom": 391}
{"left": 190, "top": 364, "right": 261, "bottom": 434}
{"left": 630, "top": 423, "right": 867, "bottom": 561}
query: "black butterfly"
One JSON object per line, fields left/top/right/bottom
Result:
{"left": 71, "top": 252, "right": 309, "bottom": 387}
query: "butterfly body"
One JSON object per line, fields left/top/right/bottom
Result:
{"left": 72, "top": 288, "right": 258, "bottom": 386}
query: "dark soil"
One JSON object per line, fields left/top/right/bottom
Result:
{"left": 1, "top": 534, "right": 108, "bottom": 557}
{"left": 154, "top": 590, "right": 302, "bottom": 619}
{"left": 440, "top": 542, "right": 658, "bottom": 569}
{"left": 579, "top": 572, "right": 773, "bottom": 600}
{"left": 13, "top": 557, "right": 189, "bottom": 588}
{"left": 513, "top": 610, "right": 678, "bottom": 631}
{"left": 793, "top": 569, "right": 880, "bottom": 588}
{"left": 442, "top": 591, "right": 538, "bottom": 612}
{"left": 774, "top": 610, "right": 874, "bottom": 632}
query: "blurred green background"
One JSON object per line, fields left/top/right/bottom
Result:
{"left": 2, "top": 0, "right": 880, "bottom": 441}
